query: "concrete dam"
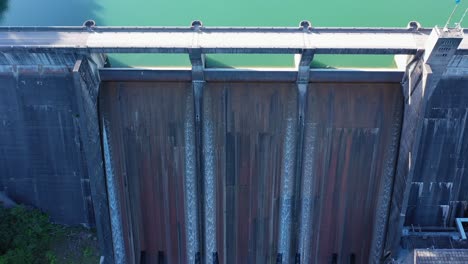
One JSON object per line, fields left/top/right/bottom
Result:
{"left": 1, "top": 21, "right": 468, "bottom": 263}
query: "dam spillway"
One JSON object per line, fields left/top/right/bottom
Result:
{"left": 0, "top": 22, "right": 468, "bottom": 263}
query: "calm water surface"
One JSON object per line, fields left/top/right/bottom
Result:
{"left": 0, "top": 0, "right": 466, "bottom": 67}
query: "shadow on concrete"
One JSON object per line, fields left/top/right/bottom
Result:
{"left": 104, "top": 54, "right": 138, "bottom": 68}
{"left": 106, "top": 56, "right": 127, "bottom": 68}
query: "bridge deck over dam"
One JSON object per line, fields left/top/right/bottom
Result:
{"left": 0, "top": 22, "right": 468, "bottom": 263}
{"left": 0, "top": 25, "right": 467, "bottom": 54}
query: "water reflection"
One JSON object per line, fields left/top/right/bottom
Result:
{"left": 0, "top": 0, "right": 8, "bottom": 22}
{"left": 0, "top": 0, "right": 101, "bottom": 26}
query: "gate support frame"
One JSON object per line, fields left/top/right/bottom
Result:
{"left": 294, "top": 48, "right": 315, "bottom": 264}
{"left": 189, "top": 46, "right": 206, "bottom": 264}
{"left": 73, "top": 54, "right": 116, "bottom": 264}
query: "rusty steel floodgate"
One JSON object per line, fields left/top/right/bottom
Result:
{"left": 99, "top": 80, "right": 403, "bottom": 264}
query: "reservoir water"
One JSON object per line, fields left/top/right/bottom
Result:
{"left": 0, "top": 0, "right": 466, "bottom": 67}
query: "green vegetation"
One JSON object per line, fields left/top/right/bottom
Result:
{"left": 0, "top": 206, "right": 56, "bottom": 264}
{"left": 50, "top": 226, "right": 100, "bottom": 264}
{"left": 0, "top": 205, "right": 99, "bottom": 264}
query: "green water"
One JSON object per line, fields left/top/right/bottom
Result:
{"left": 0, "top": 0, "right": 467, "bottom": 68}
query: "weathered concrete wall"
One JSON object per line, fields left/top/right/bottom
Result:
{"left": 0, "top": 55, "right": 94, "bottom": 225}
{"left": 385, "top": 57, "right": 427, "bottom": 257}
{"left": 0, "top": 53, "right": 114, "bottom": 263}
{"left": 406, "top": 77, "right": 468, "bottom": 227}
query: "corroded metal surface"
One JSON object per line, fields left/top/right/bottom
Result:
{"left": 305, "top": 83, "right": 402, "bottom": 263}
{"left": 100, "top": 80, "right": 402, "bottom": 263}
{"left": 100, "top": 82, "right": 193, "bottom": 263}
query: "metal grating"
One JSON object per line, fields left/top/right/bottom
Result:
{"left": 415, "top": 249, "right": 468, "bottom": 263}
